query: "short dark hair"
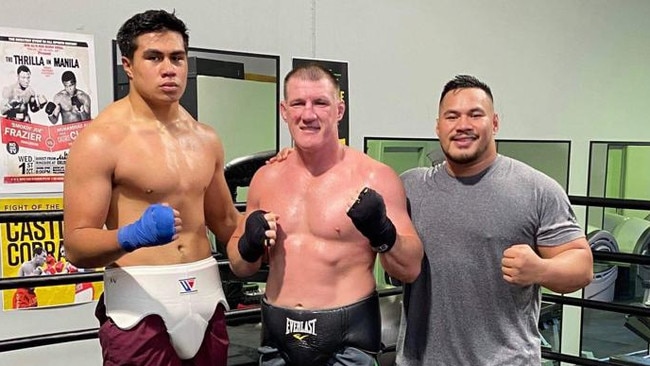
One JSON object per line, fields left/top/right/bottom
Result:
{"left": 61, "top": 71, "right": 76, "bottom": 84}
{"left": 439, "top": 75, "right": 493, "bottom": 105}
{"left": 116, "top": 9, "right": 189, "bottom": 60}
{"left": 283, "top": 63, "right": 340, "bottom": 99}
{"left": 33, "top": 247, "right": 44, "bottom": 256}
{"left": 17, "top": 65, "right": 30, "bottom": 75}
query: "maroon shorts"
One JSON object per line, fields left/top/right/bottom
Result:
{"left": 95, "top": 294, "right": 229, "bottom": 366}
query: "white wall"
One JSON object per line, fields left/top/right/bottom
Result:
{"left": 312, "top": 0, "right": 650, "bottom": 196}
{"left": 1, "top": 0, "right": 649, "bottom": 364}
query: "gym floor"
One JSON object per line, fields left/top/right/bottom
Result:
{"left": 582, "top": 309, "right": 648, "bottom": 361}
{"left": 540, "top": 303, "right": 649, "bottom": 363}
{"left": 228, "top": 322, "right": 261, "bottom": 366}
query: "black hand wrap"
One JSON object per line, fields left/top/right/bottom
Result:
{"left": 238, "top": 210, "right": 270, "bottom": 262}
{"left": 347, "top": 187, "right": 397, "bottom": 253}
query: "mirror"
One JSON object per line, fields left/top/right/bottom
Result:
{"left": 365, "top": 137, "right": 571, "bottom": 190}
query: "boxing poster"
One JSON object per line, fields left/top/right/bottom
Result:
{"left": 0, "top": 27, "right": 98, "bottom": 194}
{"left": 0, "top": 197, "right": 103, "bottom": 311}
{"left": 292, "top": 58, "right": 349, "bottom": 145}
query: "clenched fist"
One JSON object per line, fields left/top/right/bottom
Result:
{"left": 501, "top": 244, "right": 545, "bottom": 287}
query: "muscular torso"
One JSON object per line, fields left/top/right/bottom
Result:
{"left": 259, "top": 149, "right": 378, "bottom": 308}
{"left": 101, "top": 101, "right": 217, "bottom": 267}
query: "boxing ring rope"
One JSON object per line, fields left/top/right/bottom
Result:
{"left": 2, "top": 197, "right": 650, "bottom": 366}
{"left": 0, "top": 260, "right": 270, "bottom": 291}
{"left": 0, "top": 328, "right": 98, "bottom": 353}
{"left": 542, "top": 294, "right": 650, "bottom": 319}
{"left": 0, "top": 210, "right": 62, "bottom": 223}
{"left": 569, "top": 195, "right": 650, "bottom": 267}
{"left": 568, "top": 195, "right": 650, "bottom": 211}
{"left": 0, "top": 270, "right": 100, "bottom": 290}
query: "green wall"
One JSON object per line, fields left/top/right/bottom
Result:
{"left": 197, "top": 76, "right": 277, "bottom": 164}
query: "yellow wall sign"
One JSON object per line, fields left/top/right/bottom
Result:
{"left": 1, "top": 197, "right": 103, "bottom": 311}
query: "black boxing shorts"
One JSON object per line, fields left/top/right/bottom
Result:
{"left": 259, "top": 292, "right": 381, "bottom": 366}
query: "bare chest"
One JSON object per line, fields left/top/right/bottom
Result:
{"left": 263, "top": 172, "right": 366, "bottom": 241}
{"left": 58, "top": 97, "right": 75, "bottom": 112}
{"left": 114, "top": 135, "right": 215, "bottom": 198}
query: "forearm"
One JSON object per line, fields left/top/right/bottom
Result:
{"left": 79, "top": 105, "right": 90, "bottom": 120}
{"left": 540, "top": 247, "right": 593, "bottom": 293}
{"left": 64, "top": 228, "right": 125, "bottom": 268}
{"left": 213, "top": 210, "right": 243, "bottom": 245}
{"left": 226, "top": 234, "right": 262, "bottom": 277}
{"left": 379, "top": 233, "right": 423, "bottom": 283}
{"left": 48, "top": 113, "right": 58, "bottom": 124}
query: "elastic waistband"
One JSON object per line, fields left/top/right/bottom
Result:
{"left": 105, "top": 256, "right": 217, "bottom": 277}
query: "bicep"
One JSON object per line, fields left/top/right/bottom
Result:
{"left": 204, "top": 168, "right": 236, "bottom": 227}
{"left": 537, "top": 237, "right": 590, "bottom": 259}
{"left": 203, "top": 135, "right": 240, "bottom": 239}
{"left": 242, "top": 169, "right": 267, "bottom": 213}
{"left": 63, "top": 136, "right": 114, "bottom": 231}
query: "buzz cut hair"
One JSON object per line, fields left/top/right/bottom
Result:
{"left": 439, "top": 74, "right": 493, "bottom": 105}
{"left": 283, "top": 62, "right": 340, "bottom": 100}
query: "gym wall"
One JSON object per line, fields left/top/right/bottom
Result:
{"left": 0, "top": 1, "right": 649, "bottom": 365}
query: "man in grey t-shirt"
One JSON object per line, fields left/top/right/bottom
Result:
{"left": 396, "top": 75, "right": 593, "bottom": 366}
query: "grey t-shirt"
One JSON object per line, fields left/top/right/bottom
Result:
{"left": 396, "top": 155, "right": 584, "bottom": 366}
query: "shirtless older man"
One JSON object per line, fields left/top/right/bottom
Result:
{"left": 63, "top": 10, "right": 240, "bottom": 366}
{"left": 227, "top": 63, "right": 423, "bottom": 366}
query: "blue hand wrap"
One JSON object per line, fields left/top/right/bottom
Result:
{"left": 117, "top": 204, "right": 176, "bottom": 252}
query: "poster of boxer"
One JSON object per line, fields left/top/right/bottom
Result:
{"left": 0, "top": 197, "right": 103, "bottom": 310}
{"left": 0, "top": 27, "right": 97, "bottom": 194}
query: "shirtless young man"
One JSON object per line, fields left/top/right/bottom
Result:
{"left": 63, "top": 10, "right": 240, "bottom": 366}
{"left": 227, "top": 64, "right": 423, "bottom": 366}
